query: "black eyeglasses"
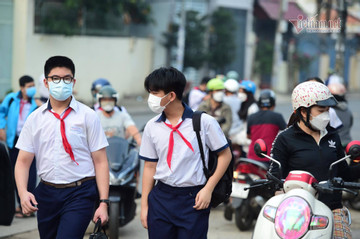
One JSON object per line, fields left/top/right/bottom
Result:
{"left": 46, "top": 75, "right": 74, "bottom": 84}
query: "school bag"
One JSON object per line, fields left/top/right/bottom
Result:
{"left": 192, "top": 111, "right": 234, "bottom": 208}
{"left": 89, "top": 218, "right": 108, "bottom": 239}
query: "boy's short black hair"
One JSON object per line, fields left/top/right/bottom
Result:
{"left": 19, "top": 75, "right": 34, "bottom": 87}
{"left": 200, "top": 76, "right": 211, "bottom": 85}
{"left": 44, "top": 56, "right": 75, "bottom": 77}
{"left": 144, "top": 67, "right": 186, "bottom": 100}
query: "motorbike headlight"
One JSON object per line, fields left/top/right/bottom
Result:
{"left": 275, "top": 196, "right": 311, "bottom": 239}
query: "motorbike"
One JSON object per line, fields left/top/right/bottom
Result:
{"left": 250, "top": 139, "right": 360, "bottom": 239}
{"left": 106, "top": 136, "right": 140, "bottom": 239}
{"left": 224, "top": 156, "right": 273, "bottom": 231}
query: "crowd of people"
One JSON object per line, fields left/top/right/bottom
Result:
{"left": 0, "top": 58, "right": 356, "bottom": 238}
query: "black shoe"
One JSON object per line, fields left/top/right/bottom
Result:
{"left": 135, "top": 191, "right": 142, "bottom": 199}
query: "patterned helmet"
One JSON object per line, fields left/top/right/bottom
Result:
{"left": 291, "top": 81, "right": 337, "bottom": 111}
{"left": 224, "top": 79, "right": 239, "bottom": 93}
{"left": 239, "top": 80, "right": 256, "bottom": 95}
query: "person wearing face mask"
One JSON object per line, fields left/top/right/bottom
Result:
{"left": 269, "top": 81, "right": 360, "bottom": 238}
{"left": 96, "top": 85, "right": 141, "bottom": 145}
{"left": 197, "top": 78, "right": 232, "bottom": 137}
{"left": 14, "top": 56, "right": 110, "bottom": 238}
{"left": 0, "top": 75, "right": 38, "bottom": 219}
{"left": 140, "top": 67, "right": 232, "bottom": 238}
{"left": 230, "top": 80, "right": 259, "bottom": 157}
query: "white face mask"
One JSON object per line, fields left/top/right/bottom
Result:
{"left": 147, "top": 93, "right": 171, "bottom": 114}
{"left": 101, "top": 101, "right": 115, "bottom": 112}
{"left": 212, "top": 91, "right": 224, "bottom": 102}
{"left": 238, "top": 92, "right": 247, "bottom": 102}
{"left": 310, "top": 111, "right": 330, "bottom": 131}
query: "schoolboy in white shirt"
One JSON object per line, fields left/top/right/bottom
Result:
{"left": 140, "top": 67, "right": 232, "bottom": 239}
{"left": 15, "top": 56, "right": 109, "bottom": 239}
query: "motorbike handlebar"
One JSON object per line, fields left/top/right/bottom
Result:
{"left": 312, "top": 178, "right": 360, "bottom": 195}
{"left": 245, "top": 179, "right": 272, "bottom": 191}
{"left": 342, "top": 181, "right": 360, "bottom": 189}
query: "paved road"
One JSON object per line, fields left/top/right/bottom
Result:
{"left": 2, "top": 92, "right": 360, "bottom": 238}
{"left": 3, "top": 199, "right": 360, "bottom": 239}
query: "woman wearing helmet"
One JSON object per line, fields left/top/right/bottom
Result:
{"left": 198, "top": 78, "right": 232, "bottom": 137}
{"left": 97, "top": 85, "right": 141, "bottom": 146}
{"left": 224, "top": 79, "right": 242, "bottom": 136}
{"left": 270, "top": 81, "right": 360, "bottom": 238}
{"left": 230, "top": 80, "right": 259, "bottom": 157}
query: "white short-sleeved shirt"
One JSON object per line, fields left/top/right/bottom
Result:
{"left": 139, "top": 104, "right": 228, "bottom": 187}
{"left": 188, "top": 88, "right": 207, "bottom": 110}
{"left": 16, "top": 97, "right": 109, "bottom": 184}
{"left": 223, "top": 95, "right": 242, "bottom": 135}
{"left": 97, "top": 110, "right": 135, "bottom": 138}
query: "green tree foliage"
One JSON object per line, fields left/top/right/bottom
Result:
{"left": 208, "top": 8, "right": 236, "bottom": 72}
{"left": 254, "top": 40, "right": 273, "bottom": 77}
{"left": 183, "top": 10, "right": 207, "bottom": 69}
{"left": 35, "top": 0, "right": 152, "bottom": 36}
{"left": 162, "top": 10, "right": 207, "bottom": 69}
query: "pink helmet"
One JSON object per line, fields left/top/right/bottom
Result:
{"left": 291, "top": 81, "right": 337, "bottom": 111}
{"left": 328, "top": 82, "right": 346, "bottom": 96}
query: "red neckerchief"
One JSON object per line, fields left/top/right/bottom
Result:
{"left": 163, "top": 121, "right": 194, "bottom": 169}
{"left": 49, "top": 107, "right": 78, "bottom": 165}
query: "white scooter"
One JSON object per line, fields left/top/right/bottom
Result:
{"left": 250, "top": 139, "right": 360, "bottom": 239}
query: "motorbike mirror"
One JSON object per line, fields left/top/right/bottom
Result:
{"left": 254, "top": 139, "right": 267, "bottom": 158}
{"left": 346, "top": 141, "right": 360, "bottom": 163}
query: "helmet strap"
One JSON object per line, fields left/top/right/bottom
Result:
{"left": 300, "top": 107, "right": 317, "bottom": 131}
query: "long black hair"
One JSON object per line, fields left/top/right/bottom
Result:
{"left": 238, "top": 91, "right": 256, "bottom": 121}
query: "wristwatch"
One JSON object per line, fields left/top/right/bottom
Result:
{"left": 99, "top": 199, "right": 110, "bottom": 206}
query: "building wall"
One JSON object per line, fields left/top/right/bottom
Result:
{"left": 11, "top": 0, "right": 154, "bottom": 103}
{"left": 0, "top": 0, "right": 13, "bottom": 98}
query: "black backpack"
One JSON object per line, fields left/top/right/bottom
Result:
{"left": 192, "top": 111, "right": 234, "bottom": 208}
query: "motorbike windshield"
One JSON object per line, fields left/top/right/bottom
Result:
{"left": 106, "top": 136, "right": 130, "bottom": 172}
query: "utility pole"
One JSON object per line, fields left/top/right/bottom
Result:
{"left": 200, "top": 0, "right": 216, "bottom": 78}
{"left": 175, "top": 0, "right": 186, "bottom": 72}
{"left": 335, "top": 0, "right": 347, "bottom": 83}
{"left": 271, "top": 0, "right": 287, "bottom": 92}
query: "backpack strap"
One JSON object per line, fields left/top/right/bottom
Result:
{"left": 7, "top": 98, "right": 14, "bottom": 109}
{"left": 192, "top": 111, "right": 209, "bottom": 179}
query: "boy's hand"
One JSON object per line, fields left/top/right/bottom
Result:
{"left": 193, "top": 187, "right": 212, "bottom": 210}
{"left": 93, "top": 203, "right": 109, "bottom": 226}
{"left": 0, "top": 129, "right": 6, "bottom": 141}
{"left": 19, "top": 191, "right": 38, "bottom": 215}
{"left": 140, "top": 204, "right": 148, "bottom": 229}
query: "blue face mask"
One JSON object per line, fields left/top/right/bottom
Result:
{"left": 48, "top": 81, "right": 73, "bottom": 101}
{"left": 26, "top": 86, "right": 36, "bottom": 98}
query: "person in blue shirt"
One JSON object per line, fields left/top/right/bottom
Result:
{"left": 0, "top": 75, "right": 38, "bottom": 218}
{"left": 140, "top": 67, "right": 232, "bottom": 239}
